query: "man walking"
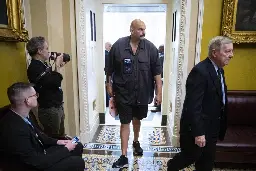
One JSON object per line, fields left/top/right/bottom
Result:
{"left": 105, "top": 19, "right": 163, "bottom": 168}
{"left": 167, "top": 36, "right": 233, "bottom": 171}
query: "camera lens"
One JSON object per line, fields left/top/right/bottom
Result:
{"left": 63, "top": 53, "right": 71, "bottom": 62}
{"left": 50, "top": 52, "right": 71, "bottom": 62}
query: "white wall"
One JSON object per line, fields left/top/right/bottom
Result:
{"left": 166, "top": 0, "right": 199, "bottom": 146}
{"left": 103, "top": 12, "right": 166, "bottom": 48}
{"left": 76, "top": 0, "right": 101, "bottom": 143}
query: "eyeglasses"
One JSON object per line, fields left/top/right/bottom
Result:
{"left": 27, "top": 93, "right": 39, "bottom": 99}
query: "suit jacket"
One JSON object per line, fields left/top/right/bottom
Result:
{"left": 180, "top": 58, "right": 227, "bottom": 141}
{"left": 0, "top": 110, "right": 71, "bottom": 171}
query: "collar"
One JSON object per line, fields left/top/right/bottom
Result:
{"left": 10, "top": 108, "right": 29, "bottom": 121}
{"left": 32, "top": 59, "right": 48, "bottom": 67}
{"left": 125, "top": 36, "right": 145, "bottom": 50}
{"left": 208, "top": 57, "right": 219, "bottom": 73}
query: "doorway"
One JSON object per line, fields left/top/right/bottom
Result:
{"left": 103, "top": 4, "right": 167, "bottom": 126}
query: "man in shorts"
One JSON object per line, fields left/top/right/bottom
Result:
{"left": 105, "top": 19, "right": 162, "bottom": 168}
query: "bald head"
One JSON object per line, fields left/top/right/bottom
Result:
{"left": 130, "top": 19, "right": 146, "bottom": 31}
{"left": 130, "top": 19, "right": 146, "bottom": 40}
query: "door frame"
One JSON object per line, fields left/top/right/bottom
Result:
{"left": 99, "top": 0, "right": 172, "bottom": 127}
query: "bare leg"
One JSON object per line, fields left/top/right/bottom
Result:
{"left": 120, "top": 123, "right": 130, "bottom": 156}
{"left": 132, "top": 118, "right": 141, "bottom": 141}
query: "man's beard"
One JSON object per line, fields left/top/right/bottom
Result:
{"left": 140, "top": 34, "right": 145, "bottom": 39}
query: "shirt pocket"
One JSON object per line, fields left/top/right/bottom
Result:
{"left": 138, "top": 55, "right": 149, "bottom": 71}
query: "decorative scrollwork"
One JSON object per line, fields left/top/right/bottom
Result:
{"left": 173, "top": 0, "right": 186, "bottom": 137}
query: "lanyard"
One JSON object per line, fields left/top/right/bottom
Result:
{"left": 11, "top": 109, "right": 47, "bottom": 154}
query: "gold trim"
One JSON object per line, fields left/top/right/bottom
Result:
{"left": 0, "top": 0, "right": 28, "bottom": 42}
{"left": 0, "top": 24, "right": 8, "bottom": 28}
{"left": 221, "top": 0, "right": 256, "bottom": 43}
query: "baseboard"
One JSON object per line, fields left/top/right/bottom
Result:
{"left": 161, "top": 115, "right": 167, "bottom": 126}
{"left": 99, "top": 113, "right": 105, "bottom": 124}
{"left": 80, "top": 115, "right": 99, "bottom": 143}
{"left": 89, "top": 115, "right": 99, "bottom": 141}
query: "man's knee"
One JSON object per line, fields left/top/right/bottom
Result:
{"left": 132, "top": 118, "right": 140, "bottom": 125}
{"left": 167, "top": 150, "right": 201, "bottom": 169}
{"left": 120, "top": 123, "right": 130, "bottom": 130}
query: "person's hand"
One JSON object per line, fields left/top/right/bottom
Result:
{"left": 55, "top": 53, "right": 66, "bottom": 68}
{"left": 154, "top": 93, "right": 162, "bottom": 106}
{"left": 106, "top": 83, "right": 114, "bottom": 97}
{"left": 57, "top": 140, "right": 71, "bottom": 145}
{"left": 65, "top": 141, "right": 77, "bottom": 151}
{"left": 195, "top": 135, "right": 206, "bottom": 147}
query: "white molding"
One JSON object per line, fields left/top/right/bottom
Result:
{"left": 75, "top": 0, "right": 90, "bottom": 143}
{"left": 80, "top": 115, "right": 99, "bottom": 143}
{"left": 171, "top": 0, "right": 187, "bottom": 145}
{"left": 194, "top": 0, "right": 204, "bottom": 65}
{"left": 161, "top": 2, "right": 173, "bottom": 118}
{"left": 170, "top": 0, "right": 199, "bottom": 147}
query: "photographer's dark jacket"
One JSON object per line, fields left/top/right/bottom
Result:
{"left": 27, "top": 59, "right": 63, "bottom": 108}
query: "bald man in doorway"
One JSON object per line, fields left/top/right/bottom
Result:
{"left": 105, "top": 19, "right": 162, "bottom": 168}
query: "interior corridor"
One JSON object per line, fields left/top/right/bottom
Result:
{"left": 1, "top": 0, "right": 255, "bottom": 170}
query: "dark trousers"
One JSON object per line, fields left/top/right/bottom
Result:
{"left": 0, "top": 143, "right": 84, "bottom": 171}
{"left": 45, "top": 142, "right": 85, "bottom": 171}
{"left": 167, "top": 134, "right": 217, "bottom": 171}
{"left": 38, "top": 106, "right": 65, "bottom": 139}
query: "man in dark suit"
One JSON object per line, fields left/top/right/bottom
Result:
{"left": 167, "top": 36, "right": 233, "bottom": 171}
{"left": 0, "top": 82, "right": 85, "bottom": 171}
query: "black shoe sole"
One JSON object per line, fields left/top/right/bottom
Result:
{"left": 133, "top": 151, "right": 143, "bottom": 156}
{"left": 112, "top": 164, "right": 129, "bottom": 168}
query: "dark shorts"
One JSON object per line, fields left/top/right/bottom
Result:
{"left": 116, "top": 102, "right": 148, "bottom": 124}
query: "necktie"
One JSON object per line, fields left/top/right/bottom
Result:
{"left": 217, "top": 69, "right": 223, "bottom": 104}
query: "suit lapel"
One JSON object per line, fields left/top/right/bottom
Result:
{"left": 26, "top": 122, "right": 45, "bottom": 148}
{"left": 206, "top": 58, "right": 222, "bottom": 98}
{"left": 12, "top": 113, "right": 45, "bottom": 148}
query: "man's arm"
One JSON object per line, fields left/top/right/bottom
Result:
{"left": 36, "top": 127, "right": 58, "bottom": 146}
{"left": 105, "top": 44, "right": 115, "bottom": 97}
{"left": 6, "top": 128, "right": 70, "bottom": 170}
{"left": 154, "top": 74, "right": 162, "bottom": 104}
{"left": 151, "top": 46, "right": 163, "bottom": 104}
{"left": 27, "top": 61, "right": 63, "bottom": 88}
{"left": 185, "top": 68, "right": 206, "bottom": 137}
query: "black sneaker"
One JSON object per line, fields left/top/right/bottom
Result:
{"left": 133, "top": 141, "right": 143, "bottom": 156}
{"left": 112, "top": 155, "right": 129, "bottom": 168}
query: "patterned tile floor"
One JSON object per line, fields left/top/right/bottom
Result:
{"left": 83, "top": 154, "right": 253, "bottom": 171}
{"left": 96, "top": 125, "right": 166, "bottom": 145}
{"left": 83, "top": 154, "right": 194, "bottom": 171}
{"left": 84, "top": 125, "right": 254, "bottom": 171}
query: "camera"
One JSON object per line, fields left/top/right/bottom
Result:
{"left": 50, "top": 52, "right": 71, "bottom": 63}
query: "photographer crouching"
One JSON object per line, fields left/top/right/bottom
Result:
{"left": 27, "top": 36, "right": 71, "bottom": 139}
